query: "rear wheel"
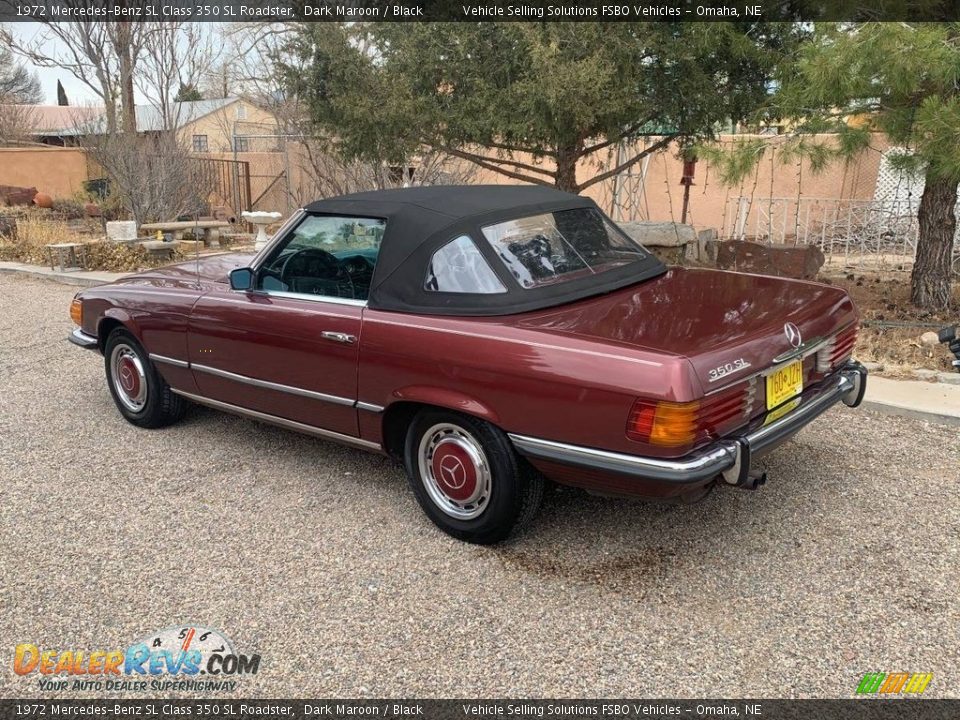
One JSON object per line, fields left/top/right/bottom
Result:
{"left": 104, "top": 329, "right": 186, "bottom": 428}
{"left": 403, "top": 409, "right": 544, "bottom": 544}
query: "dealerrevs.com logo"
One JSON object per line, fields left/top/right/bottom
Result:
{"left": 13, "top": 626, "right": 260, "bottom": 693}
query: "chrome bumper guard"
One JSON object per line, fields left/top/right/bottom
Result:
{"left": 67, "top": 328, "right": 98, "bottom": 350}
{"left": 509, "top": 362, "right": 868, "bottom": 487}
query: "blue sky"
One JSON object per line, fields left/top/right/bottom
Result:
{"left": 8, "top": 23, "right": 104, "bottom": 104}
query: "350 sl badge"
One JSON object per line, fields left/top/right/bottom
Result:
{"left": 708, "top": 358, "right": 752, "bottom": 382}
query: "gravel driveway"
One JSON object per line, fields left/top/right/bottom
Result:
{"left": 1, "top": 273, "right": 958, "bottom": 699}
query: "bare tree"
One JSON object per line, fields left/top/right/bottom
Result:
{"left": 200, "top": 58, "right": 241, "bottom": 100}
{"left": 294, "top": 141, "right": 478, "bottom": 204}
{"left": 221, "top": 22, "right": 302, "bottom": 127}
{"left": 81, "top": 119, "right": 206, "bottom": 225}
{"left": 221, "top": 23, "right": 478, "bottom": 205}
{"left": 0, "top": 104, "right": 38, "bottom": 146}
{"left": 0, "top": 40, "right": 41, "bottom": 146}
{"left": 0, "top": 43, "right": 42, "bottom": 104}
{"left": 2, "top": 17, "right": 151, "bottom": 135}
{"left": 136, "top": 23, "right": 219, "bottom": 131}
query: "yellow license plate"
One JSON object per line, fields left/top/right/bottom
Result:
{"left": 766, "top": 360, "right": 803, "bottom": 410}
{"left": 764, "top": 396, "right": 801, "bottom": 426}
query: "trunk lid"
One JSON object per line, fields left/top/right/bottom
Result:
{"left": 514, "top": 267, "right": 858, "bottom": 393}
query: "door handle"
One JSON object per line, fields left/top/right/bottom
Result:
{"left": 321, "top": 331, "right": 356, "bottom": 344}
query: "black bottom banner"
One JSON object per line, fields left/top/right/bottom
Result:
{"left": 1, "top": 699, "right": 958, "bottom": 720}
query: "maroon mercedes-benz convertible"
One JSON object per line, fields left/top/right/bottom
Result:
{"left": 68, "top": 186, "right": 866, "bottom": 543}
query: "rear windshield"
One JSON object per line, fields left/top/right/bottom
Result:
{"left": 481, "top": 207, "right": 650, "bottom": 290}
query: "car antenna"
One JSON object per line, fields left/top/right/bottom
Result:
{"left": 194, "top": 213, "right": 201, "bottom": 288}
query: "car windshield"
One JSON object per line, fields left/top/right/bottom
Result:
{"left": 480, "top": 207, "right": 650, "bottom": 290}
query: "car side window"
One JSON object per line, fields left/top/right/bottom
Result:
{"left": 257, "top": 214, "right": 385, "bottom": 301}
{"left": 425, "top": 235, "right": 507, "bottom": 294}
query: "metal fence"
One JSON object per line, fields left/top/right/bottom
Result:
{"left": 85, "top": 154, "right": 252, "bottom": 219}
{"left": 187, "top": 156, "right": 252, "bottom": 218}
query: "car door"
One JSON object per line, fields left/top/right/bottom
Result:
{"left": 187, "top": 213, "right": 385, "bottom": 438}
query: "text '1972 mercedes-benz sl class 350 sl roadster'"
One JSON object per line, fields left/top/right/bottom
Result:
{"left": 68, "top": 186, "right": 867, "bottom": 544}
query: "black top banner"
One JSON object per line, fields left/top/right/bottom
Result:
{"left": 2, "top": 0, "right": 960, "bottom": 22}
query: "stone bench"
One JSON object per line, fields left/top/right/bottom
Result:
{"left": 45, "top": 243, "right": 86, "bottom": 272}
{"left": 139, "top": 220, "right": 230, "bottom": 246}
{"left": 138, "top": 240, "right": 175, "bottom": 261}
{"left": 619, "top": 221, "right": 714, "bottom": 263}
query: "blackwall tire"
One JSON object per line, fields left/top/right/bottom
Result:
{"left": 403, "top": 409, "right": 544, "bottom": 544}
{"left": 104, "top": 329, "right": 187, "bottom": 429}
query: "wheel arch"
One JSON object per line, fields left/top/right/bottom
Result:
{"left": 96, "top": 309, "right": 138, "bottom": 353}
{"left": 380, "top": 389, "right": 502, "bottom": 460}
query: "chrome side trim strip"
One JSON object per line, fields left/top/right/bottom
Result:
{"left": 170, "top": 389, "right": 382, "bottom": 452}
{"left": 508, "top": 433, "right": 736, "bottom": 484}
{"left": 149, "top": 353, "right": 190, "bottom": 369}
{"left": 184, "top": 360, "right": 385, "bottom": 412}
{"left": 190, "top": 363, "right": 354, "bottom": 407}
{"left": 191, "top": 362, "right": 355, "bottom": 407}
{"left": 355, "top": 401, "right": 385, "bottom": 413}
{"left": 262, "top": 290, "right": 367, "bottom": 308}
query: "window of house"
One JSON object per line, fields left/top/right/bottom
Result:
{"left": 425, "top": 235, "right": 506, "bottom": 294}
{"left": 236, "top": 104, "right": 247, "bottom": 120}
{"left": 234, "top": 136, "right": 249, "bottom": 152}
{"left": 192, "top": 134, "right": 208, "bottom": 152}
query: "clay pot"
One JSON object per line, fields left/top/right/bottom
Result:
{"left": 84, "top": 202, "right": 102, "bottom": 218}
{"left": 33, "top": 192, "right": 53, "bottom": 209}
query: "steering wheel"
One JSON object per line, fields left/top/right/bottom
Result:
{"left": 279, "top": 247, "right": 355, "bottom": 298}
{"left": 340, "top": 254, "right": 374, "bottom": 275}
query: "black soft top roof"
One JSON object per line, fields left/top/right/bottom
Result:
{"left": 305, "top": 185, "right": 665, "bottom": 316}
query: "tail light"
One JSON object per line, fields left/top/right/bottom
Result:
{"left": 627, "top": 379, "right": 757, "bottom": 449}
{"left": 817, "top": 323, "right": 858, "bottom": 373}
{"left": 70, "top": 298, "right": 83, "bottom": 326}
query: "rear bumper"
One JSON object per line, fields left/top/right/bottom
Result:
{"left": 68, "top": 328, "right": 99, "bottom": 350}
{"left": 509, "top": 361, "right": 868, "bottom": 493}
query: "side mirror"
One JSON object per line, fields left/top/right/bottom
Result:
{"left": 229, "top": 267, "right": 254, "bottom": 291}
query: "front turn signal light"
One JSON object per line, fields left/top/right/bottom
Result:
{"left": 70, "top": 298, "right": 83, "bottom": 326}
{"left": 626, "top": 399, "right": 700, "bottom": 447}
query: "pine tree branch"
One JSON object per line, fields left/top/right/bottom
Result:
{"left": 439, "top": 146, "right": 557, "bottom": 178}
{"left": 440, "top": 146, "right": 557, "bottom": 186}
{"left": 575, "top": 135, "right": 677, "bottom": 192}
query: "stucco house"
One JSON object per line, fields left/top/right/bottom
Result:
{"left": 6, "top": 97, "right": 278, "bottom": 152}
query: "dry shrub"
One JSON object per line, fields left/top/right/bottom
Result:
{"left": 0, "top": 215, "right": 75, "bottom": 264}
{"left": 0, "top": 215, "right": 182, "bottom": 272}
{"left": 82, "top": 242, "right": 184, "bottom": 273}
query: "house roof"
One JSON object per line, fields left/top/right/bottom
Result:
{"left": 134, "top": 97, "right": 238, "bottom": 133}
{"left": 3, "top": 105, "right": 103, "bottom": 134}
{"left": 36, "top": 97, "right": 241, "bottom": 136}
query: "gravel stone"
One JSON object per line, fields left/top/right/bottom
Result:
{"left": 1, "top": 274, "right": 959, "bottom": 699}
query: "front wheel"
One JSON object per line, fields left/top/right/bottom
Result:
{"left": 104, "top": 329, "right": 187, "bottom": 428}
{"left": 403, "top": 409, "right": 544, "bottom": 544}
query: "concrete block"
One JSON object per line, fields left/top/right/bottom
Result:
{"left": 106, "top": 221, "right": 137, "bottom": 242}
{"left": 620, "top": 221, "right": 697, "bottom": 248}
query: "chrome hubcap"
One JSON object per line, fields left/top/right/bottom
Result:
{"left": 110, "top": 344, "right": 147, "bottom": 412}
{"left": 418, "top": 423, "right": 491, "bottom": 520}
